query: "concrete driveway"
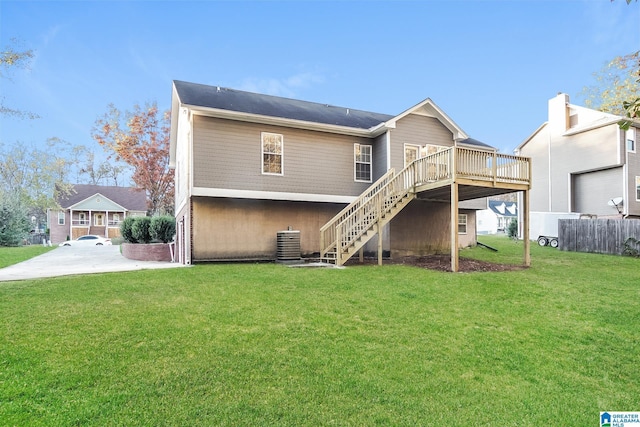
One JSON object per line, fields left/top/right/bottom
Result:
{"left": 0, "top": 245, "right": 186, "bottom": 282}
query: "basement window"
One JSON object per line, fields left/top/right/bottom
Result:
{"left": 458, "top": 214, "right": 468, "bottom": 234}
{"left": 354, "top": 143, "right": 372, "bottom": 182}
{"left": 262, "top": 132, "right": 283, "bottom": 175}
{"left": 636, "top": 176, "right": 640, "bottom": 201}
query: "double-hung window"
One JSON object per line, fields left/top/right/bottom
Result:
{"left": 627, "top": 128, "right": 636, "bottom": 153}
{"left": 58, "top": 211, "right": 65, "bottom": 225}
{"left": 262, "top": 132, "right": 283, "bottom": 175}
{"left": 354, "top": 143, "right": 372, "bottom": 182}
{"left": 636, "top": 176, "right": 640, "bottom": 201}
{"left": 458, "top": 214, "right": 468, "bottom": 234}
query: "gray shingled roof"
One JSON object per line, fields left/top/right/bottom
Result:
{"left": 174, "top": 80, "right": 394, "bottom": 130}
{"left": 459, "top": 137, "right": 493, "bottom": 149}
{"left": 173, "top": 80, "right": 495, "bottom": 150}
{"left": 57, "top": 184, "right": 147, "bottom": 211}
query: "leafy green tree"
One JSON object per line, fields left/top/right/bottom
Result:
{"left": 0, "top": 192, "right": 31, "bottom": 246}
{"left": 0, "top": 139, "right": 78, "bottom": 227}
{"left": 582, "top": 50, "right": 639, "bottom": 118}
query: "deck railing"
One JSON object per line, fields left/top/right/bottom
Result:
{"left": 456, "top": 147, "right": 530, "bottom": 184}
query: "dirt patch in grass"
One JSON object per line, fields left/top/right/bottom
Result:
{"left": 348, "top": 254, "right": 526, "bottom": 273}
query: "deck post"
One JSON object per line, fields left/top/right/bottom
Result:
{"left": 377, "top": 195, "right": 383, "bottom": 266}
{"left": 450, "top": 182, "right": 459, "bottom": 272}
{"left": 377, "top": 222, "right": 383, "bottom": 266}
{"left": 523, "top": 188, "right": 531, "bottom": 267}
{"left": 336, "top": 225, "right": 342, "bottom": 266}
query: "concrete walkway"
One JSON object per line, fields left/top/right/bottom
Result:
{"left": 0, "top": 245, "right": 186, "bottom": 282}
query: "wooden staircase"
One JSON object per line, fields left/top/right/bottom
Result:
{"left": 320, "top": 148, "right": 453, "bottom": 265}
{"left": 320, "top": 146, "right": 532, "bottom": 266}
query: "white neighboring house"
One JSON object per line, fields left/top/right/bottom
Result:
{"left": 476, "top": 200, "right": 517, "bottom": 235}
{"left": 515, "top": 93, "right": 640, "bottom": 219}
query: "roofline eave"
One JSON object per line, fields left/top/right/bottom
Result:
{"left": 184, "top": 104, "right": 383, "bottom": 138}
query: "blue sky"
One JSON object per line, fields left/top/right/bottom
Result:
{"left": 1, "top": 0, "right": 639, "bottom": 158}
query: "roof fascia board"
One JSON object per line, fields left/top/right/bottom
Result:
{"left": 185, "top": 104, "right": 383, "bottom": 138}
{"left": 169, "top": 83, "right": 180, "bottom": 168}
{"left": 385, "top": 98, "right": 469, "bottom": 140}
{"left": 563, "top": 117, "right": 623, "bottom": 136}
{"left": 515, "top": 122, "right": 548, "bottom": 153}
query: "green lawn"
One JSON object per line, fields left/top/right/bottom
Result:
{"left": 1, "top": 236, "right": 638, "bottom": 426}
{"left": 0, "top": 245, "right": 55, "bottom": 269}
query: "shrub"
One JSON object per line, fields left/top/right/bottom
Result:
{"left": 623, "top": 237, "right": 640, "bottom": 257}
{"left": 150, "top": 216, "right": 176, "bottom": 243}
{"left": 120, "top": 217, "right": 138, "bottom": 243}
{"left": 132, "top": 216, "right": 152, "bottom": 244}
{"left": 507, "top": 219, "right": 518, "bottom": 240}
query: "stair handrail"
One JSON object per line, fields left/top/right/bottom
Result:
{"left": 334, "top": 148, "right": 455, "bottom": 259}
{"left": 336, "top": 163, "right": 416, "bottom": 253}
{"left": 320, "top": 168, "right": 395, "bottom": 257}
{"left": 323, "top": 147, "right": 456, "bottom": 260}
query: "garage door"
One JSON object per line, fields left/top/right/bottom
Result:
{"left": 572, "top": 167, "right": 623, "bottom": 215}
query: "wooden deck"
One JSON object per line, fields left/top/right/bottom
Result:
{"left": 320, "top": 147, "right": 531, "bottom": 271}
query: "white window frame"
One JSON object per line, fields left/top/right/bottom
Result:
{"left": 627, "top": 128, "right": 636, "bottom": 153}
{"left": 58, "top": 211, "right": 65, "bottom": 225}
{"left": 78, "top": 212, "right": 87, "bottom": 225}
{"left": 404, "top": 144, "right": 421, "bottom": 167}
{"left": 636, "top": 176, "right": 640, "bottom": 202}
{"left": 261, "top": 132, "right": 284, "bottom": 176}
{"left": 354, "top": 143, "right": 372, "bottom": 183}
{"left": 458, "top": 214, "right": 468, "bottom": 234}
{"left": 423, "top": 144, "right": 448, "bottom": 157}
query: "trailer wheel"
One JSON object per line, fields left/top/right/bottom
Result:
{"left": 537, "top": 236, "right": 548, "bottom": 246}
{"left": 550, "top": 238, "right": 558, "bottom": 248}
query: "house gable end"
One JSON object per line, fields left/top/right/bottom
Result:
{"left": 385, "top": 98, "right": 468, "bottom": 141}
{"left": 68, "top": 193, "right": 125, "bottom": 211}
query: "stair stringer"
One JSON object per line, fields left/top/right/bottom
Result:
{"left": 336, "top": 192, "right": 416, "bottom": 265}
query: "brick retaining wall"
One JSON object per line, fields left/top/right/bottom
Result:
{"left": 122, "top": 243, "right": 173, "bottom": 262}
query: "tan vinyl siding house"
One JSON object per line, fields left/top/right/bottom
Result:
{"left": 170, "top": 80, "right": 531, "bottom": 269}
{"left": 516, "top": 93, "right": 640, "bottom": 218}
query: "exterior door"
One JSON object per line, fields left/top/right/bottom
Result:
{"left": 94, "top": 214, "right": 105, "bottom": 226}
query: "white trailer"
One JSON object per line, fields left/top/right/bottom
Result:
{"left": 527, "top": 212, "right": 581, "bottom": 247}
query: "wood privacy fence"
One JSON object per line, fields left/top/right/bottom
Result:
{"left": 558, "top": 219, "right": 640, "bottom": 255}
